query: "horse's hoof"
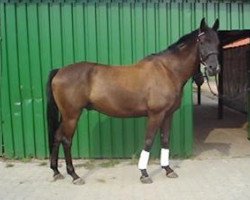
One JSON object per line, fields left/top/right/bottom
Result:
{"left": 140, "top": 176, "right": 153, "bottom": 184}
{"left": 166, "top": 171, "right": 178, "bottom": 178}
{"left": 53, "top": 173, "right": 65, "bottom": 181}
{"left": 73, "top": 178, "right": 85, "bottom": 185}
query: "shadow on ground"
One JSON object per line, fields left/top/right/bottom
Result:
{"left": 193, "top": 93, "right": 249, "bottom": 159}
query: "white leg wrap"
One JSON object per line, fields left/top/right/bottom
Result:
{"left": 160, "top": 148, "right": 169, "bottom": 167}
{"left": 138, "top": 150, "right": 150, "bottom": 170}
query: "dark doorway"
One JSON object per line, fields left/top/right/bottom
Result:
{"left": 193, "top": 30, "right": 250, "bottom": 159}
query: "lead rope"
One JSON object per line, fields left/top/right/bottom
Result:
{"left": 204, "top": 69, "right": 218, "bottom": 97}
{"left": 203, "top": 69, "right": 249, "bottom": 100}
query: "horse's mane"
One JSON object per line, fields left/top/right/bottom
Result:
{"left": 144, "top": 29, "right": 198, "bottom": 60}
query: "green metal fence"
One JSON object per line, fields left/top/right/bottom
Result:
{"left": 1, "top": 1, "right": 249, "bottom": 158}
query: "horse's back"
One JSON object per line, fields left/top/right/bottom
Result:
{"left": 51, "top": 60, "right": 180, "bottom": 117}
{"left": 88, "top": 60, "right": 179, "bottom": 116}
{"left": 51, "top": 61, "right": 142, "bottom": 113}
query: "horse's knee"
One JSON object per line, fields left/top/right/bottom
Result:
{"left": 161, "top": 138, "right": 169, "bottom": 149}
{"left": 161, "top": 134, "right": 169, "bottom": 149}
{"left": 144, "top": 138, "right": 154, "bottom": 151}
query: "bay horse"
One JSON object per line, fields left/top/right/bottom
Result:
{"left": 47, "top": 18, "right": 220, "bottom": 184}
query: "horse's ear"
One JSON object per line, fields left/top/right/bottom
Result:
{"left": 212, "top": 18, "right": 219, "bottom": 31}
{"left": 199, "top": 18, "right": 208, "bottom": 32}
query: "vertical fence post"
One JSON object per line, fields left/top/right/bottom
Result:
{"left": 218, "top": 45, "right": 224, "bottom": 119}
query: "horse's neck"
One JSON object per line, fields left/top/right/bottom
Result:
{"left": 164, "top": 41, "right": 200, "bottom": 87}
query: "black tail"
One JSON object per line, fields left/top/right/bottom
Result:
{"left": 46, "top": 69, "right": 59, "bottom": 155}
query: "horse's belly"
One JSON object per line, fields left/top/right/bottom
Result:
{"left": 93, "top": 106, "right": 148, "bottom": 118}
{"left": 89, "top": 91, "right": 148, "bottom": 117}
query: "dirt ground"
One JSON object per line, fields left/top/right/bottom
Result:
{"left": 0, "top": 85, "right": 250, "bottom": 200}
{"left": 1, "top": 157, "right": 250, "bottom": 200}
{"left": 193, "top": 83, "right": 249, "bottom": 159}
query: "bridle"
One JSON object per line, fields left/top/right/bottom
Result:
{"left": 195, "top": 31, "right": 220, "bottom": 97}
{"left": 197, "top": 31, "right": 219, "bottom": 68}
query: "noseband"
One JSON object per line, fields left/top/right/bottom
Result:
{"left": 197, "top": 32, "right": 219, "bottom": 67}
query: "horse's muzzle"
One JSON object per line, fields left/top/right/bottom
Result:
{"left": 206, "top": 65, "right": 220, "bottom": 76}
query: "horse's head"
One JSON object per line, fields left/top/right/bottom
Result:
{"left": 198, "top": 18, "right": 220, "bottom": 76}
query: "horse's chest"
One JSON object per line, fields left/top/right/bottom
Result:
{"left": 147, "top": 84, "right": 182, "bottom": 113}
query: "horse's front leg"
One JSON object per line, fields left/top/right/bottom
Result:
{"left": 138, "top": 112, "right": 165, "bottom": 184}
{"left": 160, "top": 114, "right": 178, "bottom": 178}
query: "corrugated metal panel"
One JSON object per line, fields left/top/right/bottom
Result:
{"left": 1, "top": 1, "right": 250, "bottom": 158}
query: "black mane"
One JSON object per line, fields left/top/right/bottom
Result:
{"left": 144, "top": 29, "right": 199, "bottom": 60}
{"left": 168, "top": 29, "right": 198, "bottom": 51}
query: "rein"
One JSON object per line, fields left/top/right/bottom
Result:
{"left": 203, "top": 69, "right": 219, "bottom": 97}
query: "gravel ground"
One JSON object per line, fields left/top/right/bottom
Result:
{"left": 0, "top": 157, "right": 250, "bottom": 200}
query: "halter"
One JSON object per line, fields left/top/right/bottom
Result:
{"left": 200, "top": 51, "right": 219, "bottom": 66}
{"left": 195, "top": 31, "right": 222, "bottom": 99}
{"left": 197, "top": 31, "right": 219, "bottom": 67}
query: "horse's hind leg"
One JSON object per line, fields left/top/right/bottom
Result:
{"left": 50, "top": 126, "right": 64, "bottom": 180}
{"left": 50, "top": 115, "right": 80, "bottom": 183}
{"left": 60, "top": 115, "right": 85, "bottom": 185}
